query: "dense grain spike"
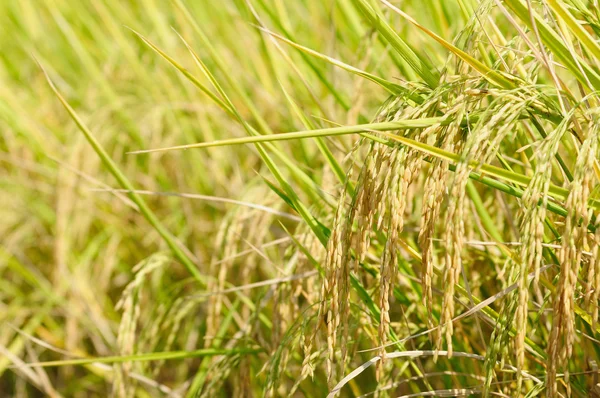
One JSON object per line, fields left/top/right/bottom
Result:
{"left": 321, "top": 167, "right": 353, "bottom": 384}
{"left": 378, "top": 147, "right": 407, "bottom": 361}
{"left": 547, "top": 123, "right": 599, "bottom": 396}
{"left": 588, "top": 217, "right": 600, "bottom": 331}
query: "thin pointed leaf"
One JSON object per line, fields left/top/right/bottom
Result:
{"left": 546, "top": 0, "right": 600, "bottom": 62}
{"left": 13, "top": 347, "right": 263, "bottom": 368}
{"left": 126, "top": 118, "right": 444, "bottom": 154}
{"left": 503, "top": 0, "right": 600, "bottom": 90}
{"left": 258, "top": 26, "right": 412, "bottom": 96}
{"left": 382, "top": 0, "right": 517, "bottom": 89}
{"left": 350, "top": 0, "right": 439, "bottom": 87}
{"left": 36, "top": 60, "right": 205, "bottom": 285}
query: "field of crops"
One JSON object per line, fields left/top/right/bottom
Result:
{"left": 2, "top": 0, "right": 600, "bottom": 396}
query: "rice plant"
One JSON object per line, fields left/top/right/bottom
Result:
{"left": 2, "top": 0, "right": 600, "bottom": 396}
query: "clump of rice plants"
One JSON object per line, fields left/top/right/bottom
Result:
{"left": 2, "top": 0, "right": 600, "bottom": 396}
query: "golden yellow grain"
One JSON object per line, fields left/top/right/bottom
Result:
{"left": 378, "top": 147, "right": 407, "bottom": 361}
{"left": 322, "top": 167, "right": 353, "bottom": 384}
{"left": 587, "top": 217, "right": 600, "bottom": 330}
{"left": 114, "top": 254, "right": 169, "bottom": 397}
{"left": 547, "top": 125, "right": 598, "bottom": 396}
{"left": 205, "top": 217, "right": 232, "bottom": 347}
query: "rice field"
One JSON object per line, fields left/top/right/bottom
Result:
{"left": 2, "top": 0, "right": 600, "bottom": 396}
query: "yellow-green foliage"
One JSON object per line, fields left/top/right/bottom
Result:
{"left": 2, "top": 0, "right": 600, "bottom": 396}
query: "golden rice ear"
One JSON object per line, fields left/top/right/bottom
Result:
{"left": 513, "top": 118, "right": 570, "bottom": 395}
{"left": 354, "top": 142, "right": 383, "bottom": 273}
{"left": 378, "top": 146, "right": 407, "bottom": 363}
{"left": 114, "top": 254, "right": 171, "bottom": 397}
{"left": 418, "top": 118, "right": 455, "bottom": 330}
{"left": 321, "top": 165, "right": 354, "bottom": 385}
{"left": 205, "top": 209, "right": 241, "bottom": 348}
{"left": 588, "top": 217, "right": 600, "bottom": 331}
{"left": 547, "top": 124, "right": 599, "bottom": 396}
